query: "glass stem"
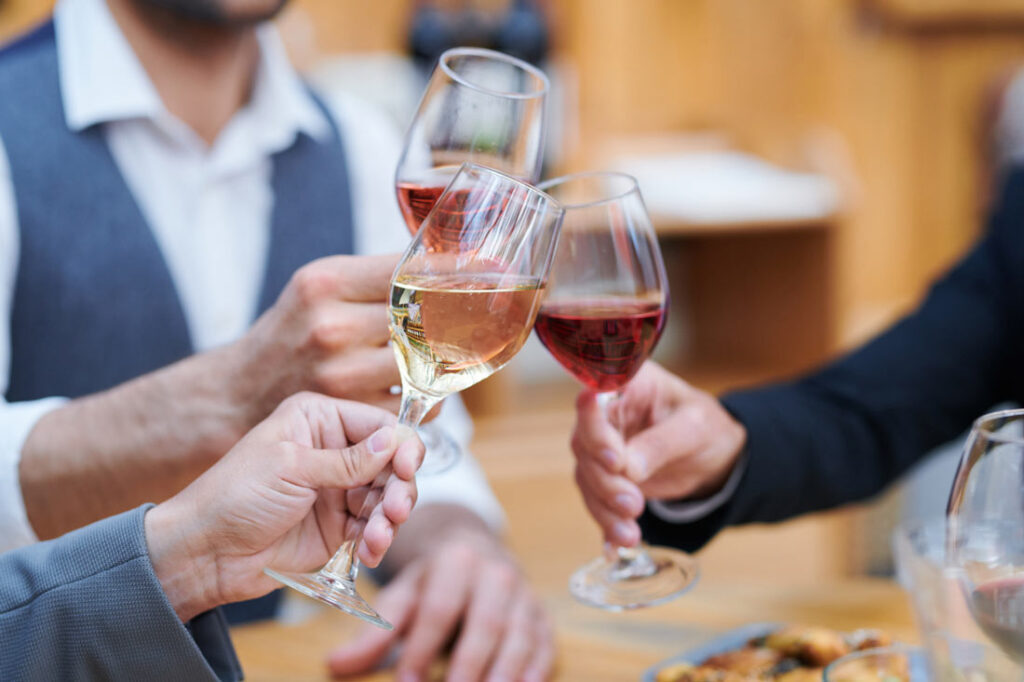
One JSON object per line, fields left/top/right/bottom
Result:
{"left": 596, "top": 390, "right": 658, "bottom": 579}
{"left": 398, "top": 384, "right": 441, "bottom": 428}
{"left": 318, "top": 384, "right": 441, "bottom": 585}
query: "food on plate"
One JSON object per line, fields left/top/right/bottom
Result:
{"left": 654, "top": 626, "right": 899, "bottom": 682}
{"left": 764, "top": 626, "right": 850, "bottom": 666}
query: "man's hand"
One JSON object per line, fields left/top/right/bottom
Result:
{"left": 326, "top": 511, "right": 555, "bottom": 682}
{"left": 144, "top": 392, "right": 424, "bottom": 622}
{"left": 570, "top": 362, "right": 746, "bottom": 546}
{"left": 230, "top": 254, "right": 402, "bottom": 424}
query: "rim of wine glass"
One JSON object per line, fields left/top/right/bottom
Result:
{"left": 538, "top": 171, "right": 640, "bottom": 210}
{"left": 439, "top": 47, "right": 550, "bottom": 100}
{"left": 972, "top": 407, "right": 1024, "bottom": 443}
{"left": 457, "top": 161, "right": 562, "bottom": 210}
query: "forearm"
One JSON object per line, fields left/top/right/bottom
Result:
{"left": 19, "top": 344, "right": 251, "bottom": 539}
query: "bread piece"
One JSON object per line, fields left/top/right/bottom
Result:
{"left": 764, "top": 627, "right": 850, "bottom": 666}
{"left": 655, "top": 663, "right": 754, "bottom": 682}
{"left": 703, "top": 646, "right": 785, "bottom": 676}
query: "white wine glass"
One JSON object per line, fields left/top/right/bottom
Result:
{"left": 267, "top": 163, "right": 564, "bottom": 629}
{"left": 535, "top": 171, "right": 698, "bottom": 610}
{"left": 395, "top": 47, "right": 549, "bottom": 474}
{"left": 947, "top": 409, "right": 1024, "bottom": 666}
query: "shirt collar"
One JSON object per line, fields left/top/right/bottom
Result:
{"left": 53, "top": 0, "right": 330, "bottom": 144}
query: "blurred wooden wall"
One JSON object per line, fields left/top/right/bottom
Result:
{"left": 6, "top": 0, "right": 1024, "bottom": 345}
{"left": 557, "top": 0, "right": 1024, "bottom": 348}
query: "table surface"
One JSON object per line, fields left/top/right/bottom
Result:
{"left": 231, "top": 408, "right": 917, "bottom": 681}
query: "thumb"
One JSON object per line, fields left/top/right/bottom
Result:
{"left": 326, "top": 565, "right": 422, "bottom": 676}
{"left": 295, "top": 426, "right": 399, "bottom": 490}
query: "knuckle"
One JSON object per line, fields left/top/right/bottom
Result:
{"left": 337, "top": 448, "right": 365, "bottom": 484}
{"left": 421, "top": 595, "right": 460, "bottom": 624}
{"left": 569, "top": 432, "right": 585, "bottom": 457}
{"left": 445, "top": 539, "right": 480, "bottom": 568}
{"left": 291, "top": 263, "right": 333, "bottom": 304}
{"left": 575, "top": 391, "right": 590, "bottom": 411}
{"left": 275, "top": 441, "right": 303, "bottom": 474}
{"left": 309, "top": 319, "right": 339, "bottom": 350}
{"left": 487, "top": 562, "right": 520, "bottom": 593}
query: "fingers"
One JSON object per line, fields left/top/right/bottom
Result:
{"left": 483, "top": 586, "right": 534, "bottom": 682}
{"left": 326, "top": 564, "right": 423, "bottom": 677}
{"left": 294, "top": 253, "right": 401, "bottom": 305}
{"left": 522, "top": 608, "right": 556, "bottom": 682}
{"left": 574, "top": 463, "right": 642, "bottom": 547}
{"left": 293, "top": 425, "right": 400, "bottom": 490}
{"left": 395, "top": 549, "right": 474, "bottom": 679}
{"left": 358, "top": 474, "right": 418, "bottom": 567}
{"left": 333, "top": 253, "right": 402, "bottom": 302}
{"left": 391, "top": 429, "right": 425, "bottom": 480}
{"left": 313, "top": 301, "right": 391, "bottom": 348}
{"left": 317, "top": 346, "right": 401, "bottom": 401}
{"left": 571, "top": 391, "right": 627, "bottom": 474}
{"left": 447, "top": 563, "right": 518, "bottom": 680}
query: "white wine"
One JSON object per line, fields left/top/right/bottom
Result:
{"left": 390, "top": 273, "right": 544, "bottom": 397}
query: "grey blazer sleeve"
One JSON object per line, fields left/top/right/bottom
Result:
{"left": 0, "top": 504, "right": 243, "bottom": 681}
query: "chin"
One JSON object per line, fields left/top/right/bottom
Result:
{"left": 139, "top": 0, "right": 290, "bottom": 26}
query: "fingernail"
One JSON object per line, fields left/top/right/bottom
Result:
{"left": 615, "top": 492, "right": 641, "bottom": 516}
{"left": 368, "top": 427, "right": 395, "bottom": 454}
{"left": 385, "top": 524, "right": 394, "bottom": 540}
{"left": 627, "top": 450, "right": 648, "bottom": 479}
{"left": 398, "top": 672, "right": 420, "bottom": 682}
{"left": 599, "top": 448, "right": 619, "bottom": 470}
{"left": 402, "top": 494, "right": 414, "bottom": 514}
{"left": 613, "top": 520, "right": 636, "bottom": 545}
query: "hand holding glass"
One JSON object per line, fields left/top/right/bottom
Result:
{"left": 266, "top": 163, "right": 563, "bottom": 629}
{"left": 535, "top": 172, "right": 698, "bottom": 610}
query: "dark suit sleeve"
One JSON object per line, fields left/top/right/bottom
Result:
{"left": 641, "top": 169, "right": 1024, "bottom": 552}
{"left": 0, "top": 505, "right": 243, "bottom": 681}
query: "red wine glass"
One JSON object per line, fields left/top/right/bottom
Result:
{"left": 535, "top": 171, "right": 698, "bottom": 610}
{"left": 947, "top": 409, "right": 1024, "bottom": 666}
{"left": 395, "top": 47, "right": 549, "bottom": 473}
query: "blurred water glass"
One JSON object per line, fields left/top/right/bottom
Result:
{"left": 893, "top": 519, "right": 1020, "bottom": 681}
{"left": 824, "top": 645, "right": 928, "bottom": 682}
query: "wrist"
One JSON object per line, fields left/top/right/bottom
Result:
{"left": 144, "top": 498, "right": 221, "bottom": 622}
{"left": 188, "top": 344, "right": 260, "bottom": 450}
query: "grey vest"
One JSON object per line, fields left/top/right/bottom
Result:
{"left": 0, "top": 21, "right": 356, "bottom": 402}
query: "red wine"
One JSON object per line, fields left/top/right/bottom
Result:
{"left": 396, "top": 182, "right": 446, "bottom": 235}
{"left": 970, "top": 577, "right": 1024, "bottom": 661}
{"left": 534, "top": 298, "right": 666, "bottom": 392}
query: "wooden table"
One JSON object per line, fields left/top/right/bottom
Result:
{"left": 232, "top": 408, "right": 918, "bottom": 681}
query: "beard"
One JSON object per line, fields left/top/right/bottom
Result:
{"left": 133, "top": 0, "right": 289, "bottom": 27}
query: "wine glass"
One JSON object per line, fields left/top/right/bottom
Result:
{"left": 266, "top": 163, "right": 564, "bottom": 629}
{"left": 395, "top": 47, "right": 549, "bottom": 474}
{"left": 535, "top": 171, "right": 698, "bottom": 610}
{"left": 947, "top": 409, "right": 1024, "bottom": 665}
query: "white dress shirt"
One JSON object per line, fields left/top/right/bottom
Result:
{"left": 0, "top": 0, "right": 502, "bottom": 551}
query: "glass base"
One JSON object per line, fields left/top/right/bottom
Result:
{"left": 569, "top": 544, "right": 699, "bottom": 611}
{"left": 263, "top": 568, "right": 392, "bottom": 630}
{"left": 417, "top": 422, "right": 460, "bottom": 476}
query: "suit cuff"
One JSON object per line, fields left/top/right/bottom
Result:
{"left": 647, "top": 454, "right": 747, "bottom": 523}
